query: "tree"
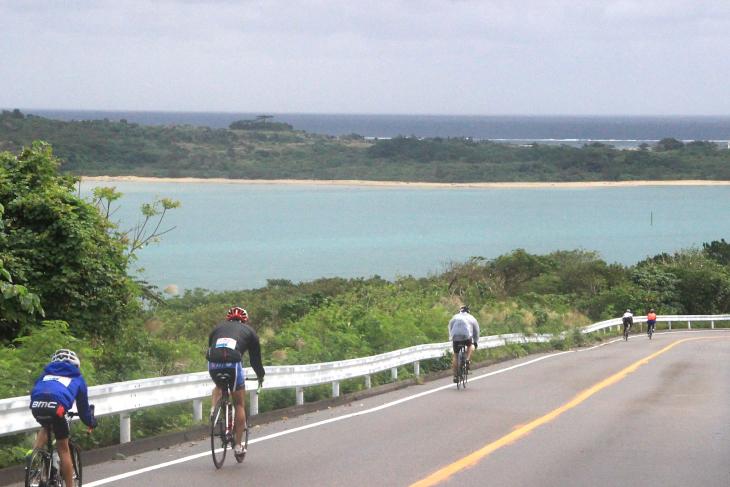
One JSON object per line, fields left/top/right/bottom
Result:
{"left": 655, "top": 138, "right": 685, "bottom": 151}
{"left": 488, "top": 249, "right": 556, "bottom": 296}
{"left": 0, "top": 143, "right": 140, "bottom": 340}
{"left": 703, "top": 239, "right": 730, "bottom": 265}
{"left": 0, "top": 202, "right": 44, "bottom": 339}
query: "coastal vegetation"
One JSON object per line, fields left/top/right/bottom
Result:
{"left": 3, "top": 142, "right": 730, "bottom": 466}
{"left": 1, "top": 110, "right": 729, "bottom": 182}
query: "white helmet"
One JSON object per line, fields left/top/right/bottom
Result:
{"left": 52, "top": 349, "right": 80, "bottom": 367}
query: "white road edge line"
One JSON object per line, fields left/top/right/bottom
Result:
{"left": 85, "top": 351, "right": 574, "bottom": 486}
{"left": 576, "top": 338, "right": 623, "bottom": 351}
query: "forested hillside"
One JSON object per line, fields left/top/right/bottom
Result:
{"left": 1, "top": 110, "right": 729, "bottom": 182}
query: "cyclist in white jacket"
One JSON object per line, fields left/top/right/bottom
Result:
{"left": 449, "top": 305, "right": 480, "bottom": 383}
{"left": 622, "top": 309, "right": 634, "bottom": 335}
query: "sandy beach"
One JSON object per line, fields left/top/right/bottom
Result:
{"left": 81, "top": 176, "right": 730, "bottom": 188}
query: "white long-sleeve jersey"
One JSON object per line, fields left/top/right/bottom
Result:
{"left": 449, "top": 312, "right": 480, "bottom": 342}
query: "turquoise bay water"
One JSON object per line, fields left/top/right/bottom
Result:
{"left": 79, "top": 182, "right": 730, "bottom": 292}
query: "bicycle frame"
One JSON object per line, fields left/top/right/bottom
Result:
{"left": 26, "top": 409, "right": 88, "bottom": 487}
{"left": 455, "top": 345, "right": 468, "bottom": 389}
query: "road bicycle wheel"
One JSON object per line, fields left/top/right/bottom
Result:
{"left": 624, "top": 326, "right": 629, "bottom": 341}
{"left": 456, "top": 352, "right": 463, "bottom": 390}
{"left": 460, "top": 359, "right": 468, "bottom": 389}
{"left": 25, "top": 447, "right": 50, "bottom": 487}
{"left": 210, "top": 400, "right": 228, "bottom": 469}
{"left": 235, "top": 419, "right": 249, "bottom": 463}
{"left": 69, "top": 440, "right": 82, "bottom": 487}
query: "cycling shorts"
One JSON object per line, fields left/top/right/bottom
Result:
{"left": 452, "top": 339, "right": 472, "bottom": 354}
{"left": 208, "top": 361, "right": 246, "bottom": 392}
{"left": 647, "top": 320, "right": 656, "bottom": 326}
{"left": 31, "top": 402, "right": 70, "bottom": 440}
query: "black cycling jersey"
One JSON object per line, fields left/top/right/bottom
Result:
{"left": 208, "top": 321, "right": 265, "bottom": 380}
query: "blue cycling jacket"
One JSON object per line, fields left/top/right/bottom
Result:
{"left": 30, "top": 362, "right": 94, "bottom": 427}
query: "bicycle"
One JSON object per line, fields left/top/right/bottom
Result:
{"left": 455, "top": 344, "right": 468, "bottom": 390}
{"left": 210, "top": 376, "right": 261, "bottom": 469}
{"left": 647, "top": 322, "right": 654, "bottom": 339}
{"left": 25, "top": 406, "right": 94, "bottom": 487}
{"left": 623, "top": 322, "right": 631, "bottom": 341}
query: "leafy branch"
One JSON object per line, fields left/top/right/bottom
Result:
{"left": 91, "top": 187, "right": 181, "bottom": 259}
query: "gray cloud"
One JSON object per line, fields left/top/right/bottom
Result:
{"left": 2, "top": 0, "right": 729, "bottom": 114}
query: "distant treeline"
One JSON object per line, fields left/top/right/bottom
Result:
{"left": 1, "top": 109, "right": 729, "bottom": 182}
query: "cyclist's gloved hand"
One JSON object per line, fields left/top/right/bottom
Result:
{"left": 90, "top": 418, "right": 99, "bottom": 429}
{"left": 472, "top": 341, "right": 478, "bottom": 350}
{"left": 257, "top": 377, "right": 264, "bottom": 393}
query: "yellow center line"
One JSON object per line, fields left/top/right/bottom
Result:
{"left": 410, "top": 336, "right": 726, "bottom": 487}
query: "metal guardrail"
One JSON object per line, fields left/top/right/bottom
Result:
{"left": 1, "top": 314, "right": 728, "bottom": 443}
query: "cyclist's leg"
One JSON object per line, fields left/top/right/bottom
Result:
{"left": 232, "top": 389, "right": 246, "bottom": 446}
{"left": 208, "top": 362, "right": 224, "bottom": 418}
{"left": 32, "top": 426, "right": 48, "bottom": 449}
{"left": 466, "top": 343, "right": 474, "bottom": 361}
{"left": 451, "top": 341, "right": 459, "bottom": 376}
{"left": 231, "top": 363, "right": 247, "bottom": 448}
{"left": 48, "top": 412, "right": 73, "bottom": 487}
{"left": 55, "top": 438, "right": 73, "bottom": 487}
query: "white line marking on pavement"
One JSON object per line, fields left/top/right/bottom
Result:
{"left": 576, "top": 338, "right": 623, "bottom": 351}
{"left": 85, "top": 351, "right": 573, "bottom": 486}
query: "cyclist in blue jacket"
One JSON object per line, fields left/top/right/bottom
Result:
{"left": 29, "top": 350, "right": 97, "bottom": 487}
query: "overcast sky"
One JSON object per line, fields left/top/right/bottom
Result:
{"left": 2, "top": 0, "right": 729, "bottom": 115}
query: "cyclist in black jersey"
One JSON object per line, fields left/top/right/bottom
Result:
{"left": 207, "top": 307, "right": 265, "bottom": 457}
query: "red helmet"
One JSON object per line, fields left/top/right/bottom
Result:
{"left": 227, "top": 307, "right": 248, "bottom": 322}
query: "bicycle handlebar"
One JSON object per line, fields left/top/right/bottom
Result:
{"left": 245, "top": 377, "right": 264, "bottom": 394}
{"left": 68, "top": 405, "right": 96, "bottom": 434}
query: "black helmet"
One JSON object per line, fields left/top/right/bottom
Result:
{"left": 459, "top": 305, "right": 470, "bottom": 313}
{"left": 649, "top": 309, "right": 655, "bottom": 313}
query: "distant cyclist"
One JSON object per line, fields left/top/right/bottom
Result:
{"left": 622, "top": 309, "right": 634, "bottom": 335}
{"left": 647, "top": 309, "right": 657, "bottom": 336}
{"left": 207, "top": 307, "right": 265, "bottom": 457}
{"left": 448, "top": 305, "right": 480, "bottom": 383}
{"left": 29, "top": 350, "right": 97, "bottom": 487}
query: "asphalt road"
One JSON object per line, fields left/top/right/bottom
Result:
{"left": 15, "top": 330, "right": 730, "bottom": 487}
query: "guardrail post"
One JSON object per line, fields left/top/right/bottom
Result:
{"left": 414, "top": 361, "right": 420, "bottom": 376}
{"left": 688, "top": 321, "right": 691, "bottom": 329}
{"left": 640, "top": 323, "right": 643, "bottom": 333}
{"left": 365, "top": 375, "right": 371, "bottom": 388}
{"left": 391, "top": 367, "right": 398, "bottom": 380}
{"left": 712, "top": 320, "right": 715, "bottom": 329}
{"left": 668, "top": 321, "right": 671, "bottom": 330}
{"left": 193, "top": 399, "right": 203, "bottom": 422}
{"left": 332, "top": 381, "right": 340, "bottom": 397}
{"left": 120, "top": 413, "right": 131, "bottom": 444}
{"left": 249, "top": 390, "right": 258, "bottom": 416}
{"left": 296, "top": 387, "right": 304, "bottom": 406}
